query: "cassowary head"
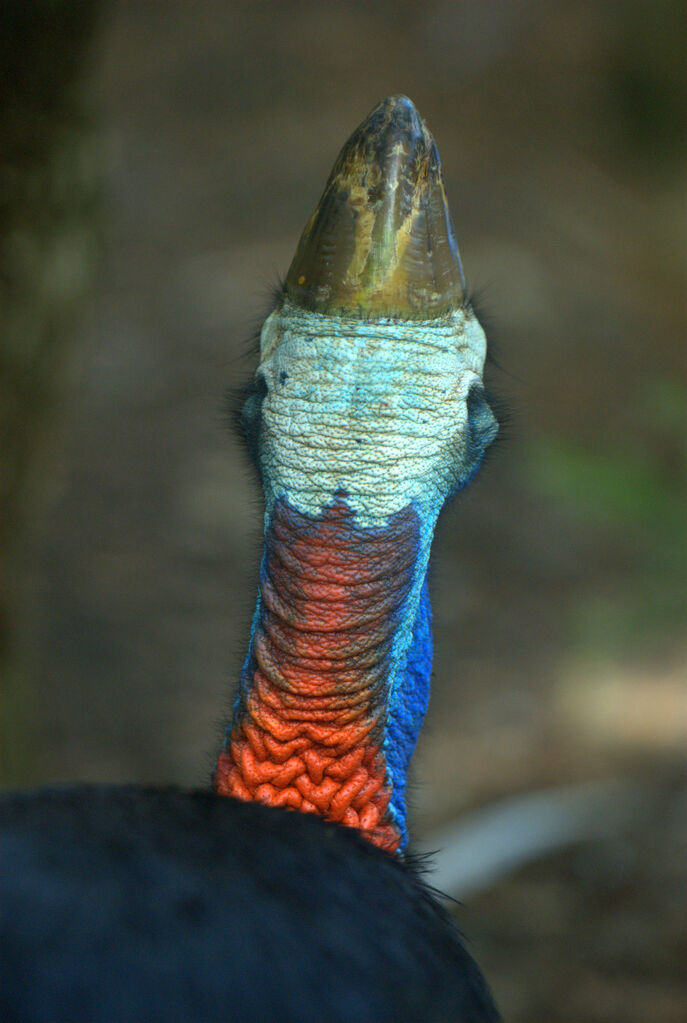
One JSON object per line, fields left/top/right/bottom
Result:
{"left": 242, "top": 95, "right": 497, "bottom": 518}
{"left": 217, "top": 95, "right": 498, "bottom": 853}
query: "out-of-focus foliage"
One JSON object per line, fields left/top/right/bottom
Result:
{"left": 527, "top": 373, "right": 686, "bottom": 654}
{"left": 0, "top": 0, "right": 100, "bottom": 780}
{"left": 0, "top": 0, "right": 100, "bottom": 538}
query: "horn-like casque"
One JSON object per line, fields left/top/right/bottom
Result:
{"left": 285, "top": 94, "right": 466, "bottom": 318}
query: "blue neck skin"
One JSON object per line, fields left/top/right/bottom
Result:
{"left": 384, "top": 574, "right": 433, "bottom": 847}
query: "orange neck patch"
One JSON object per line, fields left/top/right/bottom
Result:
{"left": 214, "top": 496, "right": 420, "bottom": 854}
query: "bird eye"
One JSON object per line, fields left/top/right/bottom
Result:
{"left": 458, "top": 385, "right": 498, "bottom": 486}
{"left": 240, "top": 374, "right": 268, "bottom": 467}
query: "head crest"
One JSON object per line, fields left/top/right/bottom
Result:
{"left": 285, "top": 95, "right": 466, "bottom": 319}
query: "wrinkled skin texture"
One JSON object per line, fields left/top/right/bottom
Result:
{"left": 217, "top": 300, "right": 496, "bottom": 849}
{"left": 216, "top": 498, "right": 421, "bottom": 853}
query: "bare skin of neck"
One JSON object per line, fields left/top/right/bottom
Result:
{"left": 214, "top": 497, "right": 420, "bottom": 854}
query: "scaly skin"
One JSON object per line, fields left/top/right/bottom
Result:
{"left": 215, "top": 96, "right": 497, "bottom": 853}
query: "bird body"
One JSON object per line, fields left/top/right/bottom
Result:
{"left": 1, "top": 96, "right": 501, "bottom": 1022}
{"left": 1, "top": 786, "right": 497, "bottom": 1022}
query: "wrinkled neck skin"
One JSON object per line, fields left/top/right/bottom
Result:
{"left": 215, "top": 298, "right": 493, "bottom": 854}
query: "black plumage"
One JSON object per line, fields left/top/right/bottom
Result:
{"left": 1, "top": 785, "right": 499, "bottom": 1023}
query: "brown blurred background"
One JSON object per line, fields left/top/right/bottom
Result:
{"left": 1, "top": 2, "right": 685, "bottom": 1020}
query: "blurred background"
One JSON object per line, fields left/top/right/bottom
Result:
{"left": 1, "top": 1, "right": 685, "bottom": 1019}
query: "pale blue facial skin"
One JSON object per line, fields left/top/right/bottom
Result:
{"left": 234, "top": 298, "right": 497, "bottom": 848}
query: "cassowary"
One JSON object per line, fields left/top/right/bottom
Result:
{"left": 1, "top": 96, "right": 501, "bottom": 1023}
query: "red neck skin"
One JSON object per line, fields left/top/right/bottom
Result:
{"left": 214, "top": 496, "right": 420, "bottom": 854}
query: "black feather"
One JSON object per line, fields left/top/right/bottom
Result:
{"left": 0, "top": 785, "right": 500, "bottom": 1023}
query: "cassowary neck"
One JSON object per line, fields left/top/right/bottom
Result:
{"left": 215, "top": 496, "right": 426, "bottom": 853}
{"left": 213, "top": 303, "right": 491, "bottom": 854}
{"left": 214, "top": 95, "right": 496, "bottom": 854}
